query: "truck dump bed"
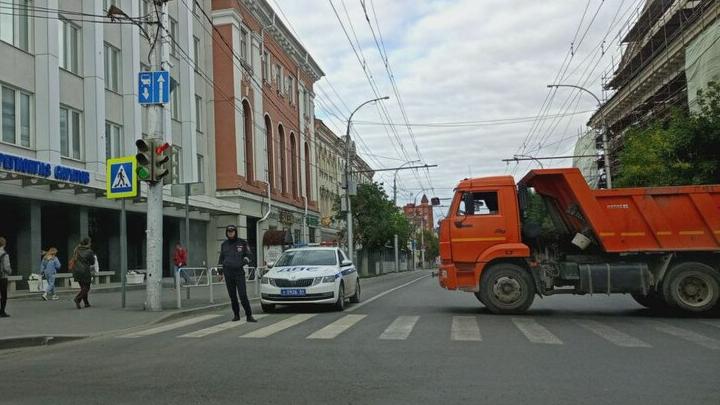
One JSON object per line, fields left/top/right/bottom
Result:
{"left": 519, "top": 168, "right": 720, "bottom": 253}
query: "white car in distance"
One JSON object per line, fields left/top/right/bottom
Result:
{"left": 260, "top": 247, "right": 360, "bottom": 312}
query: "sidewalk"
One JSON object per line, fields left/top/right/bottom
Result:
{"left": 0, "top": 280, "right": 249, "bottom": 345}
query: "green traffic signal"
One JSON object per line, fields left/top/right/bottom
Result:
{"left": 136, "top": 166, "right": 151, "bottom": 181}
{"left": 135, "top": 138, "right": 153, "bottom": 183}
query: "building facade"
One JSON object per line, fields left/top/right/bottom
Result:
{"left": 589, "top": 0, "right": 720, "bottom": 183}
{"left": 402, "top": 195, "right": 434, "bottom": 233}
{"left": 315, "top": 118, "right": 374, "bottom": 243}
{"left": 0, "top": 0, "right": 238, "bottom": 282}
{"left": 210, "top": 0, "right": 324, "bottom": 263}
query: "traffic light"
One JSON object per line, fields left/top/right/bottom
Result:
{"left": 135, "top": 138, "right": 153, "bottom": 182}
{"left": 153, "top": 141, "right": 170, "bottom": 182}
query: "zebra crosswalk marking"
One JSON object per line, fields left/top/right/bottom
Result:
{"left": 240, "top": 314, "right": 317, "bottom": 338}
{"left": 118, "top": 314, "right": 222, "bottom": 338}
{"left": 451, "top": 316, "right": 482, "bottom": 341}
{"left": 178, "top": 315, "right": 269, "bottom": 338}
{"left": 307, "top": 315, "right": 367, "bottom": 340}
{"left": 652, "top": 321, "right": 720, "bottom": 350}
{"left": 379, "top": 316, "right": 420, "bottom": 340}
{"left": 575, "top": 319, "right": 651, "bottom": 348}
{"left": 512, "top": 318, "right": 563, "bottom": 344}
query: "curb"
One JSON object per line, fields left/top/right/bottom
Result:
{"left": 0, "top": 335, "right": 88, "bottom": 351}
{"left": 9, "top": 284, "right": 146, "bottom": 300}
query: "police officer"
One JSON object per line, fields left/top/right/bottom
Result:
{"left": 218, "top": 225, "right": 257, "bottom": 322}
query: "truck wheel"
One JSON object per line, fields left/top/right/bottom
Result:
{"left": 473, "top": 292, "right": 488, "bottom": 307}
{"left": 663, "top": 262, "right": 720, "bottom": 313}
{"left": 478, "top": 263, "right": 535, "bottom": 314}
{"left": 630, "top": 291, "right": 668, "bottom": 310}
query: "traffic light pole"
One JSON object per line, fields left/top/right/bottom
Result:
{"left": 144, "top": 2, "right": 170, "bottom": 311}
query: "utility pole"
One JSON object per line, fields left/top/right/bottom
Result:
{"left": 547, "top": 84, "right": 612, "bottom": 188}
{"left": 144, "top": 1, "right": 170, "bottom": 311}
{"left": 345, "top": 96, "right": 389, "bottom": 261}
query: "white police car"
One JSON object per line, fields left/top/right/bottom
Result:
{"left": 260, "top": 247, "right": 360, "bottom": 312}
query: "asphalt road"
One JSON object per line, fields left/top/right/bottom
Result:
{"left": 2, "top": 270, "right": 719, "bottom": 405}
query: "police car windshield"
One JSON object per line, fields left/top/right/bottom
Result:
{"left": 275, "top": 250, "right": 337, "bottom": 266}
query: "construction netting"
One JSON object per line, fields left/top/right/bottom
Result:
{"left": 686, "top": 19, "right": 720, "bottom": 112}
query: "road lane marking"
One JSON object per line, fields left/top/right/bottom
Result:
{"left": 451, "top": 316, "right": 482, "bottom": 341}
{"left": 575, "top": 319, "right": 650, "bottom": 348}
{"left": 306, "top": 314, "right": 367, "bottom": 340}
{"left": 512, "top": 318, "right": 563, "bottom": 345}
{"left": 379, "top": 316, "right": 420, "bottom": 340}
{"left": 651, "top": 321, "right": 720, "bottom": 350}
{"left": 346, "top": 274, "right": 430, "bottom": 312}
{"left": 240, "top": 314, "right": 316, "bottom": 338}
{"left": 178, "top": 315, "right": 269, "bottom": 338}
{"left": 118, "top": 314, "right": 222, "bottom": 338}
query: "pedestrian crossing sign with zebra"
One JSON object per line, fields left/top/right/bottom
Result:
{"left": 106, "top": 156, "right": 137, "bottom": 199}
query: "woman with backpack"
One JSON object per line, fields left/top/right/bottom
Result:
{"left": 40, "top": 247, "right": 61, "bottom": 301}
{"left": 70, "top": 238, "right": 95, "bottom": 309}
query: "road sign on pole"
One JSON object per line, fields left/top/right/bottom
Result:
{"left": 138, "top": 71, "right": 170, "bottom": 105}
{"left": 106, "top": 156, "right": 138, "bottom": 199}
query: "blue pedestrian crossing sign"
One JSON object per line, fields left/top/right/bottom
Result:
{"left": 138, "top": 71, "right": 170, "bottom": 105}
{"left": 106, "top": 156, "right": 137, "bottom": 199}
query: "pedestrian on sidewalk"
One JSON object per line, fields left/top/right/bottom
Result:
{"left": 70, "top": 238, "right": 95, "bottom": 309}
{"left": 218, "top": 225, "right": 256, "bottom": 322}
{"left": 173, "top": 242, "right": 191, "bottom": 285}
{"left": 40, "top": 247, "right": 61, "bottom": 301}
{"left": 0, "top": 236, "right": 11, "bottom": 317}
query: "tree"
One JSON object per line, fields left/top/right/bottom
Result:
{"left": 421, "top": 229, "right": 439, "bottom": 260}
{"left": 615, "top": 81, "right": 720, "bottom": 187}
{"left": 334, "top": 182, "right": 413, "bottom": 251}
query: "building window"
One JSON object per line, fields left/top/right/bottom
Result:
{"left": 59, "top": 106, "right": 82, "bottom": 160}
{"left": 171, "top": 85, "right": 180, "bottom": 120}
{"left": 105, "top": 121, "right": 122, "bottom": 160}
{"left": 1, "top": 85, "right": 31, "bottom": 148}
{"left": 171, "top": 145, "right": 181, "bottom": 183}
{"left": 0, "top": 0, "right": 30, "bottom": 51}
{"left": 197, "top": 154, "right": 204, "bottom": 182}
{"left": 58, "top": 18, "right": 81, "bottom": 74}
{"left": 104, "top": 43, "right": 121, "bottom": 92}
{"left": 287, "top": 76, "right": 294, "bottom": 102}
{"left": 240, "top": 28, "right": 248, "bottom": 61}
{"left": 169, "top": 18, "right": 178, "bottom": 56}
{"left": 262, "top": 50, "right": 269, "bottom": 82}
{"left": 274, "top": 64, "right": 281, "bottom": 88}
{"left": 195, "top": 95, "right": 202, "bottom": 132}
{"left": 193, "top": 36, "right": 200, "bottom": 70}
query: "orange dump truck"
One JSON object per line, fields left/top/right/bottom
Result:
{"left": 438, "top": 168, "right": 720, "bottom": 314}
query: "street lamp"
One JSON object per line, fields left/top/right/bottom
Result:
{"left": 393, "top": 160, "right": 421, "bottom": 206}
{"left": 547, "top": 84, "right": 612, "bottom": 188}
{"left": 513, "top": 154, "right": 544, "bottom": 169}
{"left": 345, "top": 96, "right": 390, "bottom": 260}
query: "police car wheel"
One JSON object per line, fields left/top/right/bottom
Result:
{"left": 334, "top": 283, "right": 345, "bottom": 311}
{"left": 349, "top": 280, "right": 361, "bottom": 303}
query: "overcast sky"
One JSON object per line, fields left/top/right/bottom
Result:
{"left": 275, "top": 0, "right": 642, "bottom": 210}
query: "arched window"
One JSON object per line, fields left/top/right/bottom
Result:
{"left": 278, "top": 124, "right": 287, "bottom": 193}
{"left": 265, "top": 115, "right": 273, "bottom": 188}
{"left": 242, "top": 100, "right": 253, "bottom": 182}
{"left": 290, "top": 132, "right": 298, "bottom": 198}
{"left": 304, "top": 141, "right": 311, "bottom": 199}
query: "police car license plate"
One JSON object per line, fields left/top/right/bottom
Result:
{"left": 281, "top": 289, "right": 306, "bottom": 297}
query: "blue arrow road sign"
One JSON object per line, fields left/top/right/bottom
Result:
{"left": 154, "top": 71, "right": 170, "bottom": 104}
{"left": 138, "top": 72, "right": 153, "bottom": 104}
{"left": 138, "top": 71, "right": 170, "bottom": 104}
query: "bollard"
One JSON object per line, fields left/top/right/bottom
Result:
{"left": 176, "top": 268, "right": 182, "bottom": 309}
{"left": 209, "top": 267, "right": 215, "bottom": 304}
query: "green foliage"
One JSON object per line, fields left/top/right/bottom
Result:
{"left": 333, "top": 182, "right": 413, "bottom": 251}
{"left": 615, "top": 81, "right": 720, "bottom": 187}
{"left": 523, "top": 190, "right": 555, "bottom": 236}
{"left": 421, "top": 229, "right": 439, "bottom": 260}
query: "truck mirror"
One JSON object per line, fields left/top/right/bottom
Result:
{"left": 431, "top": 197, "right": 441, "bottom": 206}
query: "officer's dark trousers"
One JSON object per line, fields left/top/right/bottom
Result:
{"left": 224, "top": 269, "right": 252, "bottom": 317}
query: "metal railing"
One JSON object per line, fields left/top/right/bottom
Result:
{"left": 174, "top": 266, "right": 267, "bottom": 309}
